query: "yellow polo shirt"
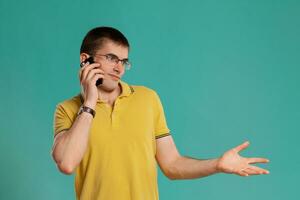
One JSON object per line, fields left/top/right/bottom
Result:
{"left": 53, "top": 81, "right": 170, "bottom": 200}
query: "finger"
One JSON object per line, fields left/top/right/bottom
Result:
{"left": 80, "top": 60, "right": 90, "bottom": 68}
{"left": 234, "top": 141, "right": 250, "bottom": 152}
{"left": 79, "top": 64, "right": 87, "bottom": 81}
{"left": 237, "top": 169, "right": 249, "bottom": 177}
{"left": 85, "top": 68, "right": 105, "bottom": 82}
{"left": 243, "top": 168, "right": 260, "bottom": 176}
{"left": 80, "top": 63, "right": 101, "bottom": 82}
{"left": 248, "top": 157, "right": 270, "bottom": 164}
{"left": 91, "top": 73, "right": 104, "bottom": 85}
{"left": 80, "top": 62, "right": 100, "bottom": 78}
{"left": 248, "top": 165, "right": 270, "bottom": 175}
{"left": 79, "top": 61, "right": 92, "bottom": 79}
{"left": 80, "top": 63, "right": 100, "bottom": 81}
{"left": 87, "top": 73, "right": 105, "bottom": 86}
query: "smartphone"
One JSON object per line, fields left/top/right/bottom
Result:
{"left": 80, "top": 57, "right": 103, "bottom": 86}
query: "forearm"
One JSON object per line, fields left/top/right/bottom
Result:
{"left": 167, "top": 156, "right": 221, "bottom": 180}
{"left": 53, "top": 111, "right": 93, "bottom": 173}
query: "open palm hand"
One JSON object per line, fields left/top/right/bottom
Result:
{"left": 217, "top": 141, "right": 270, "bottom": 176}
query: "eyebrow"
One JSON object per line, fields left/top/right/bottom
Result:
{"left": 107, "top": 53, "right": 129, "bottom": 61}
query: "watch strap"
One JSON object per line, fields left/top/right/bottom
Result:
{"left": 77, "top": 105, "right": 96, "bottom": 118}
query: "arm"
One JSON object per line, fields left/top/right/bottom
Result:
{"left": 51, "top": 107, "right": 94, "bottom": 175}
{"left": 51, "top": 57, "right": 104, "bottom": 175}
{"left": 155, "top": 136, "right": 270, "bottom": 180}
{"left": 155, "top": 135, "right": 220, "bottom": 180}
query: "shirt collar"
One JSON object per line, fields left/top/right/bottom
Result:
{"left": 79, "top": 80, "right": 134, "bottom": 104}
{"left": 119, "top": 80, "right": 134, "bottom": 98}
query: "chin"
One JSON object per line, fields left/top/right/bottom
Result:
{"left": 100, "top": 80, "right": 119, "bottom": 92}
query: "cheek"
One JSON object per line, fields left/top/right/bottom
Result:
{"left": 120, "top": 68, "right": 126, "bottom": 76}
{"left": 100, "top": 63, "right": 125, "bottom": 77}
{"left": 100, "top": 65, "right": 111, "bottom": 73}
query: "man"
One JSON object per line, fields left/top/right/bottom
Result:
{"left": 51, "top": 27, "right": 270, "bottom": 200}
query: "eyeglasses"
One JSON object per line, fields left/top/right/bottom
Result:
{"left": 92, "top": 53, "right": 131, "bottom": 70}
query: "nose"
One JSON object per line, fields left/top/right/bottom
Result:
{"left": 113, "top": 61, "right": 123, "bottom": 73}
{"left": 113, "top": 67, "right": 120, "bottom": 73}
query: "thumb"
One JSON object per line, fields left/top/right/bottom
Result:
{"left": 234, "top": 141, "right": 250, "bottom": 152}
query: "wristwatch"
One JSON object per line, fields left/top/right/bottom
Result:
{"left": 77, "top": 105, "right": 96, "bottom": 118}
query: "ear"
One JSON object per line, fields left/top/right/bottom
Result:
{"left": 80, "top": 53, "right": 89, "bottom": 63}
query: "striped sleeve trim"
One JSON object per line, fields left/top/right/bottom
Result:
{"left": 155, "top": 133, "right": 171, "bottom": 139}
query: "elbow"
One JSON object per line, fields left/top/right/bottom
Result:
{"left": 51, "top": 151, "right": 75, "bottom": 175}
{"left": 54, "top": 155, "right": 76, "bottom": 175}
{"left": 165, "top": 169, "right": 181, "bottom": 180}
{"left": 163, "top": 156, "right": 185, "bottom": 180}
{"left": 166, "top": 174, "right": 178, "bottom": 180}
{"left": 162, "top": 165, "right": 182, "bottom": 180}
{"left": 57, "top": 161, "right": 76, "bottom": 175}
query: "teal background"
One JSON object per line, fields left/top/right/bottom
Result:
{"left": 1, "top": 0, "right": 299, "bottom": 199}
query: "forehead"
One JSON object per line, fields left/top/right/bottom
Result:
{"left": 96, "top": 40, "right": 129, "bottom": 59}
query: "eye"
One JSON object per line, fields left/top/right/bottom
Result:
{"left": 105, "top": 54, "right": 115, "bottom": 61}
{"left": 122, "top": 60, "right": 129, "bottom": 65}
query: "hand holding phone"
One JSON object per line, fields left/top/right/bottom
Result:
{"left": 79, "top": 57, "right": 105, "bottom": 107}
{"left": 80, "top": 57, "right": 103, "bottom": 86}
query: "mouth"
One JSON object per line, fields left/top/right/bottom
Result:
{"left": 108, "top": 73, "right": 120, "bottom": 80}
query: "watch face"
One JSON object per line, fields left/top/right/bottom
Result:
{"left": 77, "top": 105, "right": 95, "bottom": 118}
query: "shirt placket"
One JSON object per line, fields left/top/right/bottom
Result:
{"left": 111, "top": 98, "right": 121, "bottom": 130}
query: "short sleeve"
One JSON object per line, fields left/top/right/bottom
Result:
{"left": 53, "top": 104, "right": 73, "bottom": 137}
{"left": 153, "top": 91, "right": 171, "bottom": 139}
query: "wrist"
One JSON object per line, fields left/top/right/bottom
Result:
{"left": 78, "top": 105, "right": 96, "bottom": 118}
{"left": 83, "top": 101, "right": 96, "bottom": 110}
{"left": 214, "top": 158, "right": 222, "bottom": 173}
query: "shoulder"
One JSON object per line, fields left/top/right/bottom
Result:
{"left": 128, "top": 84, "right": 164, "bottom": 107}
{"left": 55, "top": 94, "right": 82, "bottom": 114}
{"left": 131, "top": 85, "right": 158, "bottom": 96}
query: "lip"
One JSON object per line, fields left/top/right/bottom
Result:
{"left": 108, "top": 74, "right": 120, "bottom": 80}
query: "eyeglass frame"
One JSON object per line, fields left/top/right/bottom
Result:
{"left": 91, "top": 53, "right": 131, "bottom": 70}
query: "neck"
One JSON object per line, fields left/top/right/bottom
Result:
{"left": 97, "top": 84, "right": 122, "bottom": 106}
